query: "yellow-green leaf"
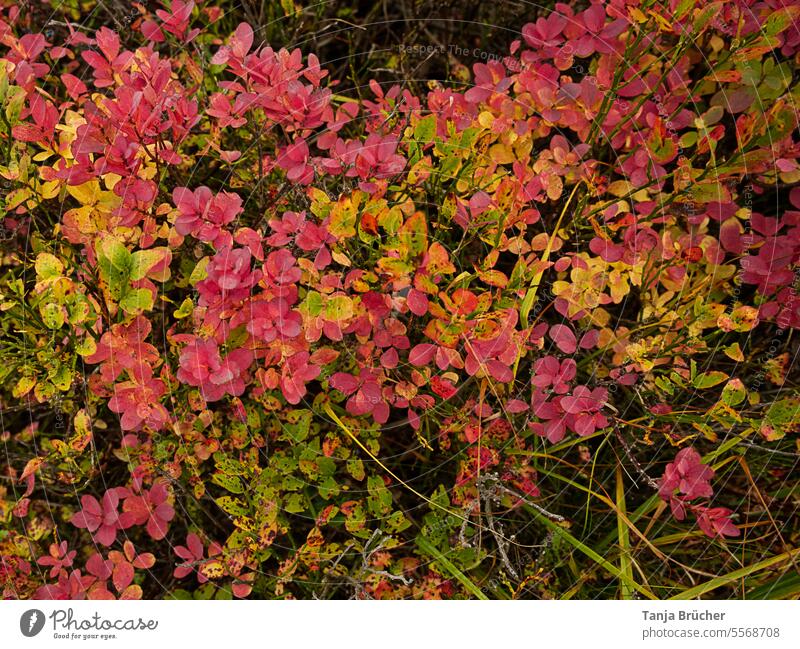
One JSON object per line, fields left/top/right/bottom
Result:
{"left": 35, "top": 253, "right": 63, "bottom": 281}
{"left": 119, "top": 288, "right": 154, "bottom": 314}
{"left": 693, "top": 371, "right": 728, "bottom": 389}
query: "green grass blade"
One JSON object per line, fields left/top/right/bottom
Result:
{"left": 669, "top": 549, "right": 800, "bottom": 600}
{"left": 747, "top": 570, "right": 800, "bottom": 599}
{"left": 616, "top": 466, "right": 634, "bottom": 599}
{"left": 416, "top": 536, "right": 488, "bottom": 600}
{"left": 524, "top": 505, "right": 657, "bottom": 600}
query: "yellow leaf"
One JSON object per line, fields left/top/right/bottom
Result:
{"left": 67, "top": 181, "right": 102, "bottom": 206}
{"left": 199, "top": 560, "right": 225, "bottom": 580}
{"left": 35, "top": 253, "right": 64, "bottom": 281}
{"left": 477, "top": 111, "right": 494, "bottom": 128}
{"left": 21, "top": 457, "right": 44, "bottom": 481}
{"left": 39, "top": 180, "right": 60, "bottom": 200}
{"left": 325, "top": 295, "right": 354, "bottom": 322}
{"left": 13, "top": 375, "right": 36, "bottom": 398}
{"left": 723, "top": 342, "right": 745, "bottom": 362}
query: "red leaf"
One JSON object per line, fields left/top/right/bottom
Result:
{"left": 408, "top": 343, "right": 436, "bottom": 366}
{"left": 406, "top": 289, "right": 428, "bottom": 316}
{"left": 549, "top": 324, "right": 577, "bottom": 354}
{"left": 113, "top": 561, "right": 134, "bottom": 593}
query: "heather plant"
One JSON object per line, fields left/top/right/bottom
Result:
{"left": 0, "top": 0, "right": 799, "bottom": 600}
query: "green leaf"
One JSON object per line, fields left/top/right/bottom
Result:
{"left": 96, "top": 238, "right": 133, "bottom": 301}
{"left": 35, "top": 253, "right": 64, "bottom": 281}
{"left": 384, "top": 510, "right": 411, "bottom": 533}
{"left": 328, "top": 194, "right": 359, "bottom": 238}
{"left": 675, "top": 0, "right": 695, "bottom": 19}
{"left": 226, "top": 324, "right": 249, "bottom": 349}
{"left": 760, "top": 397, "right": 800, "bottom": 440}
{"left": 48, "top": 364, "right": 72, "bottom": 392}
{"left": 5, "top": 85, "right": 25, "bottom": 123}
{"left": 367, "top": 475, "right": 393, "bottom": 516}
{"left": 211, "top": 472, "right": 245, "bottom": 494}
{"left": 692, "top": 3, "right": 722, "bottom": 33}
{"left": 721, "top": 379, "right": 746, "bottom": 406}
{"left": 75, "top": 336, "right": 97, "bottom": 357}
{"left": 397, "top": 211, "right": 427, "bottom": 258}
{"left": 216, "top": 496, "right": 250, "bottom": 517}
{"left": 688, "top": 181, "right": 730, "bottom": 204}
{"left": 280, "top": 0, "right": 298, "bottom": 17}
{"left": 324, "top": 295, "right": 353, "bottom": 323}
{"left": 692, "top": 371, "right": 728, "bottom": 389}
{"left": 655, "top": 376, "right": 674, "bottom": 396}
{"left": 284, "top": 493, "right": 305, "bottom": 513}
{"left": 764, "top": 7, "right": 800, "bottom": 37}
{"left": 723, "top": 342, "right": 744, "bottom": 362}
{"left": 67, "top": 294, "right": 93, "bottom": 325}
{"left": 193, "top": 583, "right": 217, "bottom": 599}
{"left": 189, "top": 257, "right": 209, "bottom": 285}
{"left": 318, "top": 476, "right": 341, "bottom": 499}
{"left": 300, "top": 291, "right": 324, "bottom": 318}
{"left": 101, "top": 237, "right": 132, "bottom": 272}
{"left": 284, "top": 409, "right": 312, "bottom": 442}
{"left": 119, "top": 288, "right": 154, "bottom": 314}
{"left": 215, "top": 455, "right": 247, "bottom": 475}
{"left": 414, "top": 114, "right": 437, "bottom": 144}
{"left": 40, "top": 302, "right": 64, "bottom": 329}
{"left": 347, "top": 458, "right": 365, "bottom": 481}
{"left": 174, "top": 297, "right": 194, "bottom": 319}
{"left": 13, "top": 375, "right": 36, "bottom": 398}
{"left": 130, "top": 248, "right": 171, "bottom": 281}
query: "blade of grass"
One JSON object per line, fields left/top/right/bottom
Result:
{"left": 747, "top": 570, "right": 800, "bottom": 600}
{"left": 616, "top": 465, "right": 634, "bottom": 599}
{"left": 539, "top": 466, "right": 668, "bottom": 562}
{"left": 669, "top": 548, "right": 800, "bottom": 600}
{"left": 416, "top": 536, "right": 488, "bottom": 600}
{"left": 523, "top": 505, "right": 658, "bottom": 600}
{"left": 561, "top": 575, "right": 590, "bottom": 600}
{"left": 738, "top": 456, "right": 794, "bottom": 557}
{"left": 584, "top": 434, "right": 610, "bottom": 530}
{"left": 516, "top": 181, "right": 583, "bottom": 352}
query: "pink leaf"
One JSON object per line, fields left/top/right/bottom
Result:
{"left": 408, "top": 343, "right": 436, "bottom": 366}
{"left": 406, "top": 289, "right": 428, "bottom": 316}
{"left": 549, "top": 324, "right": 577, "bottom": 354}
{"left": 112, "top": 562, "right": 134, "bottom": 593}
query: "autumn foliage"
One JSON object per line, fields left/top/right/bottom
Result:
{"left": 1, "top": 0, "right": 799, "bottom": 600}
